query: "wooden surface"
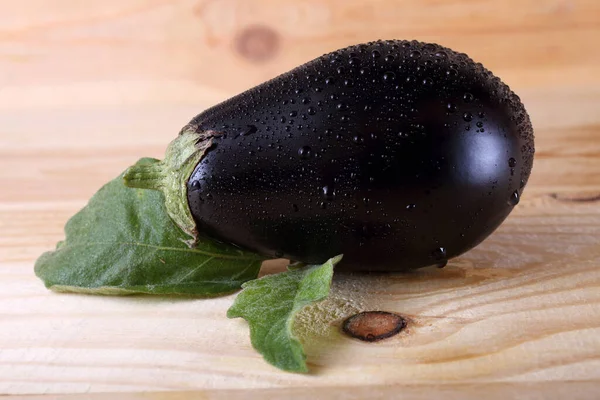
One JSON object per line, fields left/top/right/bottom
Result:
{"left": 3, "top": 382, "right": 600, "bottom": 400}
{"left": 1, "top": 0, "right": 600, "bottom": 397}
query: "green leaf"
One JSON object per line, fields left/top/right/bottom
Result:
{"left": 227, "top": 255, "right": 342, "bottom": 373}
{"left": 35, "top": 159, "right": 265, "bottom": 296}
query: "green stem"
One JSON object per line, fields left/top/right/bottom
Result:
{"left": 123, "top": 127, "right": 215, "bottom": 246}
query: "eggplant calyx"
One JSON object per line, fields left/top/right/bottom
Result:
{"left": 123, "top": 126, "right": 215, "bottom": 246}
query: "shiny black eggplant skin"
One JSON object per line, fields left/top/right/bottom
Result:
{"left": 185, "top": 40, "right": 534, "bottom": 272}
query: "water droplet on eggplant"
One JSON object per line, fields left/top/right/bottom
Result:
{"left": 508, "top": 190, "right": 520, "bottom": 205}
{"left": 298, "top": 146, "right": 312, "bottom": 159}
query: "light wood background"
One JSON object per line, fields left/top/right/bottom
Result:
{"left": 1, "top": 0, "right": 599, "bottom": 398}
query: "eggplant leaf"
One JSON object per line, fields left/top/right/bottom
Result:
{"left": 227, "top": 255, "right": 342, "bottom": 373}
{"left": 35, "top": 159, "right": 265, "bottom": 296}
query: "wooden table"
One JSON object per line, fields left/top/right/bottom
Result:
{"left": 1, "top": 1, "right": 599, "bottom": 398}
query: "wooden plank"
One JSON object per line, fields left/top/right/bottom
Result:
{"left": 0, "top": 0, "right": 599, "bottom": 397}
{"left": 5, "top": 382, "right": 600, "bottom": 400}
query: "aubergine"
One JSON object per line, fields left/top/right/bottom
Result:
{"left": 132, "top": 40, "right": 534, "bottom": 272}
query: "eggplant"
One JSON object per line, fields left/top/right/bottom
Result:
{"left": 181, "top": 40, "right": 534, "bottom": 272}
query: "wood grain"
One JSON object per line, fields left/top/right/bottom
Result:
{"left": 4, "top": 382, "right": 600, "bottom": 400}
{"left": 1, "top": 0, "right": 599, "bottom": 397}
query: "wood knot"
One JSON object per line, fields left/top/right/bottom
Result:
{"left": 235, "top": 25, "right": 279, "bottom": 63}
{"left": 342, "top": 311, "right": 406, "bottom": 342}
